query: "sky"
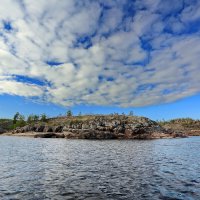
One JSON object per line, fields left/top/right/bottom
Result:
{"left": 0, "top": 0, "right": 200, "bottom": 120}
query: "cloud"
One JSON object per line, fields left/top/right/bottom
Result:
{"left": 0, "top": 0, "right": 200, "bottom": 107}
{"left": 0, "top": 77, "right": 44, "bottom": 97}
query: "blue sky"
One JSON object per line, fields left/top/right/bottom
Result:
{"left": 0, "top": 0, "right": 200, "bottom": 120}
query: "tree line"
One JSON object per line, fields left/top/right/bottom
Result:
{"left": 12, "top": 109, "right": 134, "bottom": 129}
{"left": 12, "top": 112, "right": 48, "bottom": 129}
{"left": 12, "top": 110, "right": 74, "bottom": 128}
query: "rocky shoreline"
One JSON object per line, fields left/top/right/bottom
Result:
{"left": 1, "top": 115, "right": 189, "bottom": 139}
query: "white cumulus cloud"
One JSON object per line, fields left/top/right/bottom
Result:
{"left": 0, "top": 0, "right": 200, "bottom": 107}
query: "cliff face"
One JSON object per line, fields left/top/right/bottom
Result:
{"left": 10, "top": 115, "right": 186, "bottom": 139}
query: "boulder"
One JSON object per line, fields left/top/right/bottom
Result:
{"left": 14, "top": 127, "right": 23, "bottom": 133}
{"left": 114, "top": 126, "right": 125, "bottom": 134}
{"left": 53, "top": 126, "right": 63, "bottom": 133}
{"left": 82, "top": 124, "right": 90, "bottom": 129}
{"left": 22, "top": 125, "right": 31, "bottom": 132}
{"left": 64, "top": 132, "right": 76, "bottom": 138}
{"left": 36, "top": 125, "right": 45, "bottom": 132}
{"left": 71, "top": 124, "right": 82, "bottom": 129}
{"left": 34, "top": 133, "right": 65, "bottom": 138}
{"left": 0, "top": 127, "right": 5, "bottom": 134}
{"left": 90, "top": 124, "right": 97, "bottom": 129}
{"left": 124, "top": 129, "right": 133, "bottom": 136}
{"left": 62, "top": 126, "right": 69, "bottom": 132}
{"left": 29, "top": 125, "right": 38, "bottom": 132}
{"left": 43, "top": 126, "right": 53, "bottom": 132}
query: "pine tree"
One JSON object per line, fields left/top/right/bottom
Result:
{"left": 67, "top": 110, "right": 72, "bottom": 117}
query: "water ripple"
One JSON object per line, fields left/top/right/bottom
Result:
{"left": 0, "top": 136, "right": 200, "bottom": 199}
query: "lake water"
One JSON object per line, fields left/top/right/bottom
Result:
{"left": 0, "top": 136, "right": 199, "bottom": 200}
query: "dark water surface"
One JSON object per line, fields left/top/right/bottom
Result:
{"left": 0, "top": 136, "right": 199, "bottom": 200}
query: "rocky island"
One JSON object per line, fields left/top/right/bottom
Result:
{"left": 1, "top": 114, "right": 199, "bottom": 139}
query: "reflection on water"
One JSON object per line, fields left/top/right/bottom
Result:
{"left": 0, "top": 136, "right": 199, "bottom": 200}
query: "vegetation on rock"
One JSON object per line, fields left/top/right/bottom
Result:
{"left": 1, "top": 113, "right": 200, "bottom": 138}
